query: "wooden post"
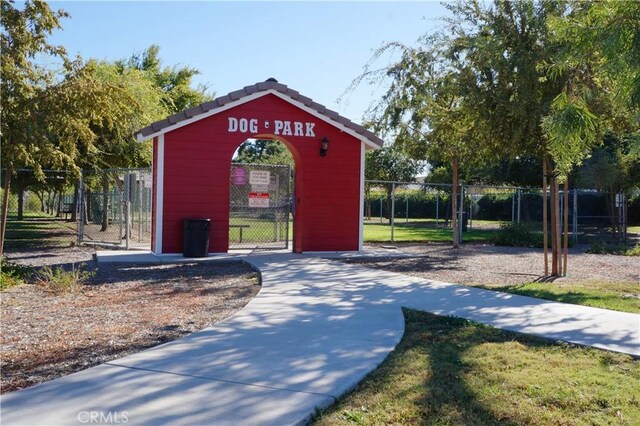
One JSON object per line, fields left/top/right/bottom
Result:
{"left": 542, "top": 158, "right": 548, "bottom": 276}
{"left": 563, "top": 178, "right": 569, "bottom": 276}
{"left": 452, "top": 157, "right": 460, "bottom": 248}
{"left": 550, "top": 174, "right": 558, "bottom": 276}
{"left": 554, "top": 175, "right": 562, "bottom": 276}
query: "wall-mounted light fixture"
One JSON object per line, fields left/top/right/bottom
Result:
{"left": 320, "top": 136, "right": 329, "bottom": 157}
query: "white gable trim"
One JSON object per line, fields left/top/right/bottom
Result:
{"left": 137, "top": 89, "right": 381, "bottom": 149}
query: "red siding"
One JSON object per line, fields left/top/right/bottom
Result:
{"left": 158, "top": 94, "right": 362, "bottom": 253}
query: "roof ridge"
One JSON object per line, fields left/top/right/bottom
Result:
{"left": 135, "top": 80, "right": 383, "bottom": 148}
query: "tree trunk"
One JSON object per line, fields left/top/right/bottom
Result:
{"left": 0, "top": 165, "right": 14, "bottom": 258}
{"left": 101, "top": 174, "right": 109, "bottom": 232}
{"left": 44, "top": 191, "right": 52, "bottom": 215}
{"left": 563, "top": 178, "right": 569, "bottom": 276}
{"left": 553, "top": 175, "right": 562, "bottom": 276}
{"left": 17, "top": 185, "right": 24, "bottom": 221}
{"left": 385, "top": 186, "right": 393, "bottom": 225}
{"left": 550, "top": 174, "right": 558, "bottom": 276}
{"left": 452, "top": 157, "right": 460, "bottom": 248}
{"left": 56, "top": 192, "right": 62, "bottom": 217}
{"left": 36, "top": 190, "right": 45, "bottom": 212}
{"left": 542, "top": 158, "right": 549, "bottom": 276}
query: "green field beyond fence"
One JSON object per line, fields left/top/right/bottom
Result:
{"left": 363, "top": 219, "right": 497, "bottom": 243}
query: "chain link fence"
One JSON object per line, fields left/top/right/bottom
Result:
{"left": 363, "top": 180, "right": 636, "bottom": 245}
{"left": 2, "top": 169, "right": 636, "bottom": 254}
{"left": 1, "top": 168, "right": 152, "bottom": 253}
{"left": 78, "top": 169, "right": 152, "bottom": 249}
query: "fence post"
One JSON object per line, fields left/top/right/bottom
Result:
{"left": 137, "top": 174, "right": 142, "bottom": 242}
{"left": 572, "top": 189, "right": 578, "bottom": 244}
{"left": 469, "top": 192, "right": 473, "bottom": 229}
{"left": 390, "top": 183, "right": 395, "bottom": 242}
{"left": 435, "top": 192, "right": 439, "bottom": 227}
{"left": 517, "top": 188, "right": 522, "bottom": 224}
{"left": 379, "top": 197, "right": 383, "bottom": 224}
{"left": 622, "top": 193, "right": 627, "bottom": 243}
{"left": 405, "top": 196, "right": 409, "bottom": 224}
{"left": 273, "top": 173, "right": 279, "bottom": 242}
{"left": 124, "top": 173, "right": 131, "bottom": 250}
{"left": 77, "top": 171, "right": 84, "bottom": 245}
{"left": 458, "top": 184, "right": 464, "bottom": 238}
{"left": 511, "top": 191, "right": 515, "bottom": 223}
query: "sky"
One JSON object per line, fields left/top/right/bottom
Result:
{"left": 46, "top": 1, "right": 451, "bottom": 122}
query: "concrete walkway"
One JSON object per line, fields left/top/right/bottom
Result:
{"left": 1, "top": 252, "right": 639, "bottom": 426}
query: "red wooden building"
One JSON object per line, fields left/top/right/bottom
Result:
{"left": 135, "top": 79, "right": 383, "bottom": 254}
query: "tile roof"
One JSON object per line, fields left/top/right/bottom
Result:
{"left": 135, "top": 78, "right": 384, "bottom": 148}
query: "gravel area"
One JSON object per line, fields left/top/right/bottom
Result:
{"left": 352, "top": 243, "right": 640, "bottom": 286}
{"left": 1, "top": 254, "right": 260, "bottom": 394}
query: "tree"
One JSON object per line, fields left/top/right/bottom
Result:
{"left": 0, "top": 2, "right": 171, "bottom": 254}
{"left": 353, "top": 32, "right": 493, "bottom": 247}
{"left": 543, "top": 0, "right": 640, "bottom": 268}
{"left": 68, "top": 60, "right": 167, "bottom": 231}
{"left": 1, "top": 0, "right": 70, "bottom": 256}
{"left": 116, "top": 44, "right": 212, "bottom": 114}
{"left": 233, "top": 139, "right": 294, "bottom": 166}
{"left": 365, "top": 145, "right": 422, "bottom": 224}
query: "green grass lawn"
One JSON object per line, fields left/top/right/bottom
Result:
{"left": 470, "top": 281, "right": 640, "bottom": 314}
{"left": 4, "top": 215, "right": 76, "bottom": 249}
{"left": 313, "top": 309, "right": 640, "bottom": 426}
{"left": 228, "top": 216, "right": 291, "bottom": 243}
{"left": 363, "top": 222, "right": 497, "bottom": 243}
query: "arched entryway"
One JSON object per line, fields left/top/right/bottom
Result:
{"left": 135, "top": 79, "right": 383, "bottom": 255}
{"left": 229, "top": 138, "right": 296, "bottom": 251}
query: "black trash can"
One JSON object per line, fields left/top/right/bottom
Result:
{"left": 183, "top": 218, "right": 211, "bottom": 258}
{"left": 462, "top": 212, "right": 469, "bottom": 232}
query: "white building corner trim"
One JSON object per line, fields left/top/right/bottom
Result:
{"left": 358, "top": 140, "right": 365, "bottom": 251}
{"left": 154, "top": 134, "right": 165, "bottom": 254}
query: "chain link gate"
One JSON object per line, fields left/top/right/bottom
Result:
{"left": 78, "top": 168, "right": 152, "bottom": 249}
{"left": 229, "top": 163, "right": 291, "bottom": 250}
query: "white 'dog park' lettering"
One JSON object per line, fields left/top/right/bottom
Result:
{"left": 228, "top": 117, "right": 259, "bottom": 133}
{"left": 228, "top": 117, "right": 315, "bottom": 137}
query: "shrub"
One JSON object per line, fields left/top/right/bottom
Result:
{"left": 587, "top": 242, "right": 640, "bottom": 256}
{"left": 0, "top": 258, "right": 30, "bottom": 291}
{"left": 492, "top": 223, "right": 543, "bottom": 248}
{"left": 36, "top": 264, "right": 93, "bottom": 294}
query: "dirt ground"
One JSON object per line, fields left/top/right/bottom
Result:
{"left": 0, "top": 255, "right": 259, "bottom": 394}
{"left": 356, "top": 243, "right": 640, "bottom": 286}
{"left": 2, "top": 243, "right": 638, "bottom": 395}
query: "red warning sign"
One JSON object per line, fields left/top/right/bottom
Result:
{"left": 248, "top": 192, "right": 270, "bottom": 208}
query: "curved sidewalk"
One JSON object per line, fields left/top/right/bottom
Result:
{"left": 1, "top": 253, "right": 639, "bottom": 426}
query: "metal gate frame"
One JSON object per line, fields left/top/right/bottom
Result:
{"left": 229, "top": 163, "right": 291, "bottom": 250}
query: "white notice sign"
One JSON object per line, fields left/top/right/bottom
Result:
{"left": 249, "top": 170, "right": 271, "bottom": 186}
{"left": 251, "top": 184, "right": 270, "bottom": 193}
